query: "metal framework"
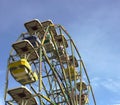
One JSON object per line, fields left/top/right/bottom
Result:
{"left": 4, "top": 19, "right": 96, "bottom": 105}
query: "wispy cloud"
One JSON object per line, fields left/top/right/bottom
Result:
{"left": 101, "top": 79, "right": 120, "bottom": 93}
{"left": 91, "top": 77, "right": 120, "bottom": 105}
{"left": 91, "top": 77, "right": 120, "bottom": 93}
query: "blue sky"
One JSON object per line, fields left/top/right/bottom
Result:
{"left": 0, "top": 0, "right": 120, "bottom": 105}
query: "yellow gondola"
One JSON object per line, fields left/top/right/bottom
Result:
{"left": 8, "top": 59, "right": 38, "bottom": 85}
{"left": 64, "top": 66, "right": 78, "bottom": 81}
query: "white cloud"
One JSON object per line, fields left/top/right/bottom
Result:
{"left": 91, "top": 77, "right": 120, "bottom": 93}
{"left": 101, "top": 78, "right": 120, "bottom": 93}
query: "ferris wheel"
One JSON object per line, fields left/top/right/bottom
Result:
{"left": 4, "top": 19, "right": 96, "bottom": 105}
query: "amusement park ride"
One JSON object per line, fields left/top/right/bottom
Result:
{"left": 4, "top": 19, "right": 96, "bottom": 105}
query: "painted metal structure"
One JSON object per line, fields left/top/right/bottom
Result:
{"left": 4, "top": 19, "right": 96, "bottom": 105}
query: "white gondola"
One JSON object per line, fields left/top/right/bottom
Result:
{"left": 42, "top": 20, "right": 57, "bottom": 36}
{"left": 44, "top": 40, "right": 55, "bottom": 53}
{"left": 24, "top": 19, "right": 45, "bottom": 39}
{"left": 12, "top": 40, "right": 39, "bottom": 61}
{"left": 8, "top": 86, "right": 38, "bottom": 105}
{"left": 55, "top": 34, "right": 68, "bottom": 48}
{"left": 23, "top": 36, "right": 40, "bottom": 48}
{"left": 43, "top": 33, "right": 55, "bottom": 53}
